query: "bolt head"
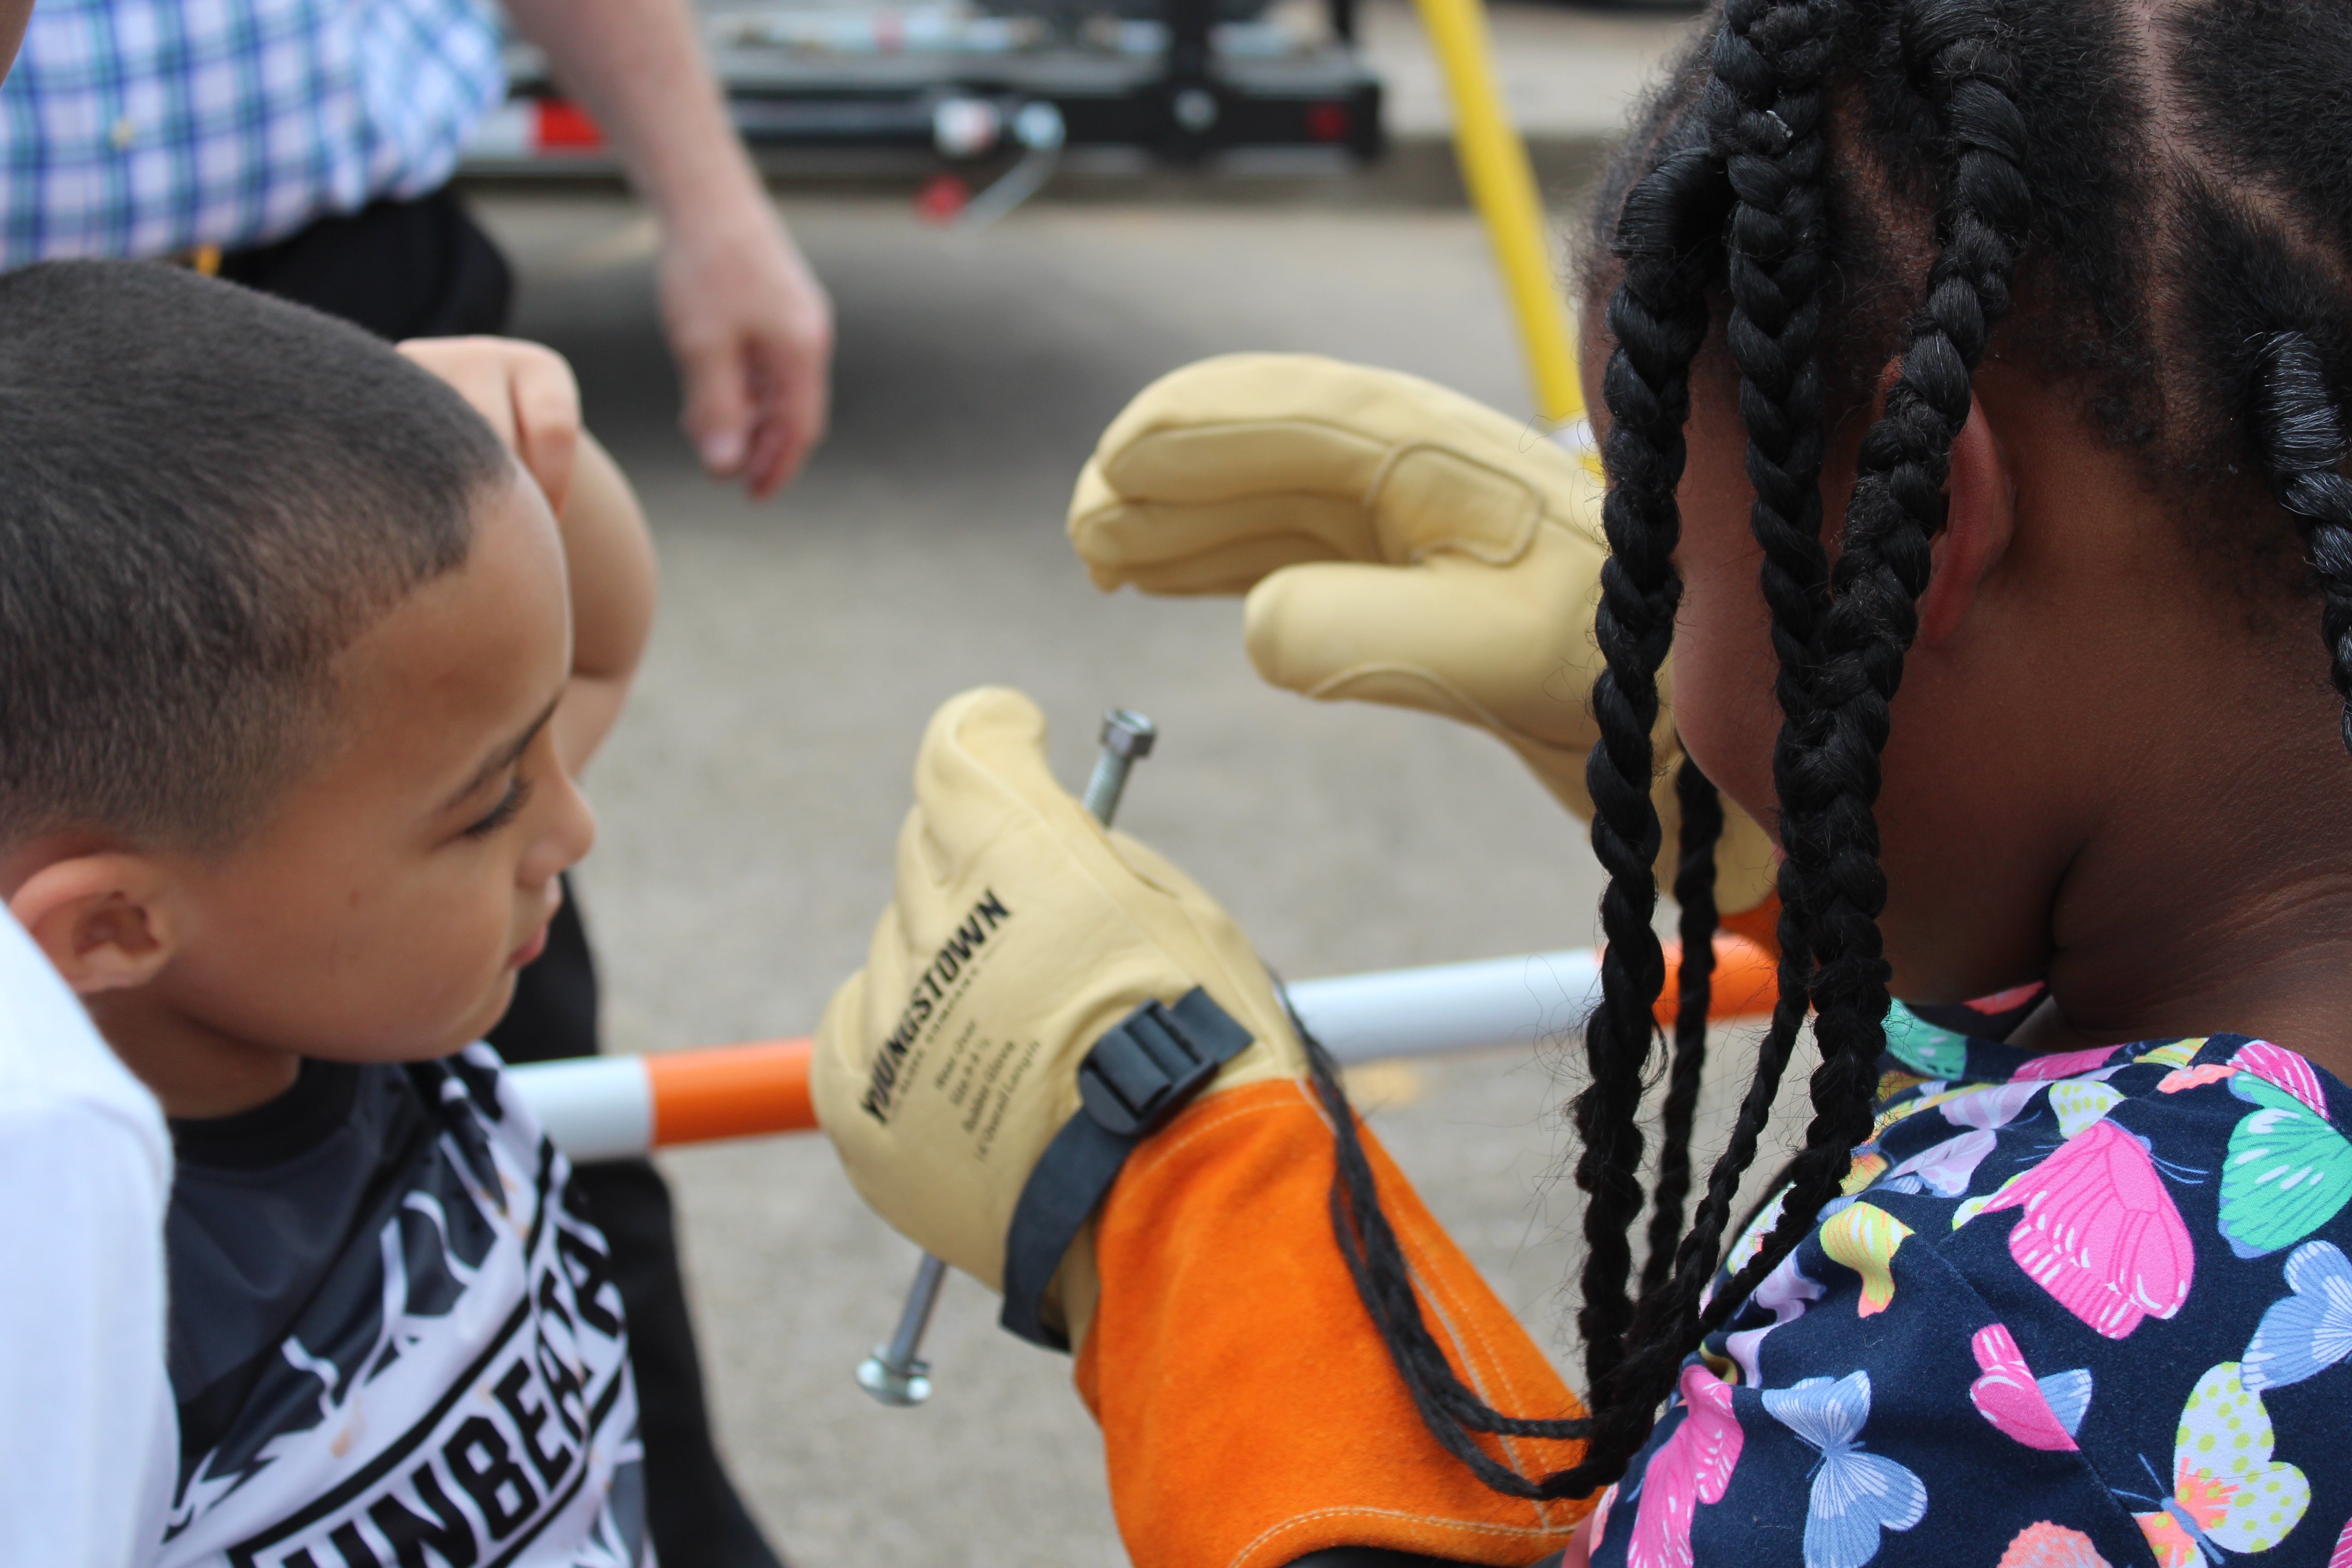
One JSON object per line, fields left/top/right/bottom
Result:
{"left": 1099, "top": 709, "right": 1157, "bottom": 760}
{"left": 856, "top": 1352, "right": 933, "bottom": 1406}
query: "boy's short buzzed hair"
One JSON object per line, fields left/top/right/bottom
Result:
{"left": 0, "top": 260, "right": 511, "bottom": 850}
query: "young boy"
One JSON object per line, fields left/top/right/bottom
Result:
{"left": 0, "top": 259, "right": 658, "bottom": 1567}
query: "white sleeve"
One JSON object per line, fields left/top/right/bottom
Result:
{"left": 0, "top": 1096, "right": 175, "bottom": 1568}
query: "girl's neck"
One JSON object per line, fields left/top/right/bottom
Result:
{"left": 2016, "top": 702, "right": 2352, "bottom": 1085}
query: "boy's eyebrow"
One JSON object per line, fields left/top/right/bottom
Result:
{"left": 444, "top": 694, "right": 563, "bottom": 812}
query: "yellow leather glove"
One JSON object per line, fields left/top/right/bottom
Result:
{"left": 815, "top": 691, "right": 1594, "bottom": 1568}
{"left": 1067, "top": 353, "right": 1777, "bottom": 916}
{"left": 812, "top": 686, "right": 1306, "bottom": 1345}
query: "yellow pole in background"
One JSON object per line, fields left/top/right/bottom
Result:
{"left": 1410, "top": 0, "right": 1587, "bottom": 431}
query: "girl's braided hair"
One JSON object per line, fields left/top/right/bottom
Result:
{"left": 1304, "top": 0, "right": 2352, "bottom": 1497}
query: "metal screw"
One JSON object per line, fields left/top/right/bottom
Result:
{"left": 856, "top": 708, "right": 1158, "bottom": 1406}
{"left": 1079, "top": 708, "right": 1156, "bottom": 822}
{"left": 854, "top": 1254, "right": 945, "bottom": 1406}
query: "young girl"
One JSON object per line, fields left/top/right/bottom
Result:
{"left": 815, "top": 0, "right": 2352, "bottom": 1563}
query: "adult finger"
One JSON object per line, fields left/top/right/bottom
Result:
{"left": 675, "top": 325, "right": 753, "bottom": 482}
{"left": 741, "top": 328, "right": 832, "bottom": 499}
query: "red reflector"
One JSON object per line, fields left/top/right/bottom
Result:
{"left": 915, "top": 173, "right": 970, "bottom": 224}
{"left": 1305, "top": 103, "right": 1349, "bottom": 142}
{"left": 536, "top": 99, "right": 604, "bottom": 150}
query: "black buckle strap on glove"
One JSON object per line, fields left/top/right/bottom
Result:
{"left": 1000, "top": 988, "right": 1253, "bottom": 1349}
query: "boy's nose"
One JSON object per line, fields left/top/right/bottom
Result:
{"left": 526, "top": 767, "right": 598, "bottom": 883}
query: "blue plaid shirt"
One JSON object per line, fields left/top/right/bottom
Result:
{"left": 0, "top": 0, "right": 504, "bottom": 264}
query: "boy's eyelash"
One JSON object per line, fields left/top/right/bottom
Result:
{"left": 463, "top": 776, "right": 533, "bottom": 839}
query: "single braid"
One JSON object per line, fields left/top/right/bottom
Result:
{"left": 1572, "top": 138, "right": 1726, "bottom": 1432}
{"left": 1639, "top": 758, "right": 1723, "bottom": 1304}
{"left": 1606, "top": 0, "right": 1847, "bottom": 1419}
{"left": 1731, "top": 0, "right": 2035, "bottom": 1297}
{"left": 2249, "top": 332, "right": 2352, "bottom": 754}
{"left": 1294, "top": 139, "right": 1732, "bottom": 1498}
{"left": 1299, "top": 1028, "right": 1614, "bottom": 1499}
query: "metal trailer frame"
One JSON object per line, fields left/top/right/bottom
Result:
{"left": 464, "top": 0, "right": 1384, "bottom": 178}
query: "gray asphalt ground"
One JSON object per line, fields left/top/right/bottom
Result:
{"left": 467, "top": 8, "right": 1811, "bottom": 1563}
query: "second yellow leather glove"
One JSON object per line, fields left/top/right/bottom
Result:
{"left": 1068, "top": 352, "right": 1777, "bottom": 916}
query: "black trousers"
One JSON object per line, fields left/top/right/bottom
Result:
{"left": 224, "top": 187, "right": 785, "bottom": 1568}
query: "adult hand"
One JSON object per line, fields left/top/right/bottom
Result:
{"left": 498, "top": 0, "right": 835, "bottom": 502}
{"left": 397, "top": 336, "right": 582, "bottom": 513}
{"left": 1068, "top": 353, "right": 1779, "bottom": 916}
{"left": 658, "top": 201, "right": 834, "bottom": 499}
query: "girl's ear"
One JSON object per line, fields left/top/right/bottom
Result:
{"left": 1918, "top": 391, "right": 2017, "bottom": 647}
{"left": 8, "top": 855, "right": 180, "bottom": 995}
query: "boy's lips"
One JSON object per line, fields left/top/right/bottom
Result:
{"left": 509, "top": 922, "right": 551, "bottom": 970}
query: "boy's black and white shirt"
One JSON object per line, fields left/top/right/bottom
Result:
{"left": 158, "top": 1044, "right": 649, "bottom": 1568}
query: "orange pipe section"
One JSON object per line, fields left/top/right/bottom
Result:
{"left": 647, "top": 1038, "right": 816, "bottom": 1144}
{"left": 1652, "top": 934, "right": 1779, "bottom": 1028}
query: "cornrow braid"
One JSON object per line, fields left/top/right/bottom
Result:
{"left": 1640, "top": 757, "right": 1725, "bottom": 1305}
{"left": 2249, "top": 332, "right": 2352, "bottom": 754}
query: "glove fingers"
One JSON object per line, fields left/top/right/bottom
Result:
{"left": 1243, "top": 552, "right": 1607, "bottom": 753}
{"left": 1073, "top": 355, "right": 1604, "bottom": 600}
{"left": 1073, "top": 494, "right": 1379, "bottom": 594}
{"left": 1085, "top": 353, "right": 1392, "bottom": 478}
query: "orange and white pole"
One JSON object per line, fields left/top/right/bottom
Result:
{"left": 509, "top": 935, "right": 1777, "bottom": 1161}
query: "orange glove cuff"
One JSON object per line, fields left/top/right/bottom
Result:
{"left": 1075, "top": 1078, "right": 1593, "bottom": 1568}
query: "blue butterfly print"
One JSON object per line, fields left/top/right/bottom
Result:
{"left": 1760, "top": 1371, "right": 1928, "bottom": 1568}
{"left": 2242, "top": 1240, "right": 2352, "bottom": 1393}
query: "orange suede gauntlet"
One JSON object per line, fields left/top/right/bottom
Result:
{"left": 1074, "top": 1078, "right": 1594, "bottom": 1568}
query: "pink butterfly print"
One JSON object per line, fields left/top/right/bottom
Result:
{"left": 1965, "top": 1118, "right": 2195, "bottom": 1338}
{"left": 1968, "top": 1323, "right": 2092, "bottom": 1451}
{"left": 2331, "top": 1512, "right": 2352, "bottom": 1568}
{"left": 2234, "top": 1041, "right": 2329, "bottom": 1117}
{"left": 1999, "top": 1522, "right": 2112, "bottom": 1568}
{"left": 2014, "top": 1046, "right": 2124, "bottom": 1082}
{"left": 1588, "top": 1483, "right": 1619, "bottom": 1559}
{"left": 1626, "top": 1364, "right": 1744, "bottom": 1568}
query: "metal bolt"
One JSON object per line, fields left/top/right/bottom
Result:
{"left": 856, "top": 708, "right": 1157, "bottom": 1406}
{"left": 854, "top": 1253, "right": 946, "bottom": 1406}
{"left": 1079, "top": 708, "right": 1156, "bottom": 823}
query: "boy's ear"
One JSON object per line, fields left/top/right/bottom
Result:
{"left": 8, "top": 854, "right": 181, "bottom": 995}
{"left": 1918, "top": 388, "right": 2017, "bottom": 648}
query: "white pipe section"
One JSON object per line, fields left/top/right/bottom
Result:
{"left": 510, "top": 946, "right": 1608, "bottom": 1160}
{"left": 516, "top": 1054, "right": 652, "bottom": 1163}
{"left": 1285, "top": 947, "right": 1602, "bottom": 1064}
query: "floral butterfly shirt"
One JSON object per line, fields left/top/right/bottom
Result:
{"left": 1585, "top": 1011, "right": 2352, "bottom": 1568}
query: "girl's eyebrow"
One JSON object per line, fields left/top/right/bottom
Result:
{"left": 442, "top": 692, "right": 563, "bottom": 812}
